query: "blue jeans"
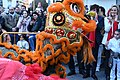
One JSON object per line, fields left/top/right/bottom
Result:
{"left": 29, "top": 34, "right": 36, "bottom": 51}
{"left": 10, "top": 34, "right": 19, "bottom": 44}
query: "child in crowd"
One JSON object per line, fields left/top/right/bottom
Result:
{"left": 101, "top": 5, "right": 120, "bottom": 80}
{"left": 106, "top": 29, "right": 120, "bottom": 80}
{"left": 3, "top": 34, "right": 11, "bottom": 44}
{"left": 17, "top": 35, "right": 29, "bottom": 50}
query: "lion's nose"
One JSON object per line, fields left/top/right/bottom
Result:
{"left": 53, "top": 12, "right": 65, "bottom": 26}
{"left": 48, "top": 2, "right": 64, "bottom": 13}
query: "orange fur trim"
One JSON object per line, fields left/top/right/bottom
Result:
{"left": 72, "top": 20, "right": 96, "bottom": 34}
{"left": 82, "top": 20, "right": 96, "bottom": 33}
{"left": 17, "top": 54, "right": 31, "bottom": 62}
{"left": 0, "top": 50, "right": 2, "bottom": 56}
{"left": 55, "top": 64, "right": 66, "bottom": 78}
{"left": 40, "top": 61, "right": 47, "bottom": 72}
{"left": 58, "top": 53, "right": 70, "bottom": 64}
{"left": 18, "top": 49, "right": 28, "bottom": 54}
{"left": 3, "top": 52, "right": 17, "bottom": 60}
{"left": 67, "top": 35, "right": 83, "bottom": 55}
{"left": 48, "top": 2, "right": 64, "bottom": 13}
{"left": 82, "top": 37, "right": 95, "bottom": 64}
{"left": 3, "top": 43, "right": 13, "bottom": 49}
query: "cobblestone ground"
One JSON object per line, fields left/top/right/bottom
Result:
{"left": 64, "top": 64, "right": 106, "bottom": 80}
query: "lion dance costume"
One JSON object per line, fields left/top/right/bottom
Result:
{"left": 0, "top": 0, "right": 96, "bottom": 79}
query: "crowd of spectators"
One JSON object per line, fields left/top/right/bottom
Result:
{"left": 0, "top": 2, "right": 46, "bottom": 52}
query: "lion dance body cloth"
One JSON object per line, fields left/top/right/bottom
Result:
{"left": 0, "top": 0, "right": 96, "bottom": 79}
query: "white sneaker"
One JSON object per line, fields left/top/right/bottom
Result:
{"left": 96, "top": 67, "right": 100, "bottom": 72}
{"left": 32, "top": 50, "right": 35, "bottom": 53}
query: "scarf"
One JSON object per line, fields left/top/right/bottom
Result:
{"left": 88, "top": 31, "right": 96, "bottom": 48}
{"left": 107, "top": 21, "right": 118, "bottom": 41}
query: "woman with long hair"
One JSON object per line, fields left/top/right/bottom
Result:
{"left": 102, "top": 5, "right": 120, "bottom": 80}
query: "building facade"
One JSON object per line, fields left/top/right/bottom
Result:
{"left": 3, "top": 0, "right": 16, "bottom": 9}
{"left": 2, "top": 0, "right": 32, "bottom": 9}
{"left": 83, "top": 0, "right": 117, "bottom": 14}
{"left": 1, "top": 0, "right": 120, "bottom": 14}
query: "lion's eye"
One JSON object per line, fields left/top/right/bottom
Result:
{"left": 70, "top": 3, "right": 80, "bottom": 13}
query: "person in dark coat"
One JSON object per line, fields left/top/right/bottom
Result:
{"left": 28, "top": 11, "right": 43, "bottom": 51}
{"left": 85, "top": 4, "right": 105, "bottom": 80}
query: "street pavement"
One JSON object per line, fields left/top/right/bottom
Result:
{"left": 64, "top": 64, "right": 106, "bottom": 80}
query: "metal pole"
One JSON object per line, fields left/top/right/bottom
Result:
{"left": 0, "top": 32, "right": 37, "bottom": 43}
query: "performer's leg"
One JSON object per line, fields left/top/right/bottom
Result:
{"left": 104, "top": 49, "right": 110, "bottom": 80}
{"left": 91, "top": 46, "right": 98, "bottom": 80}
{"left": 77, "top": 49, "right": 85, "bottom": 75}
{"left": 110, "top": 58, "right": 116, "bottom": 80}
{"left": 96, "top": 44, "right": 103, "bottom": 71}
{"left": 117, "top": 59, "right": 120, "bottom": 80}
{"left": 29, "top": 35, "right": 36, "bottom": 51}
{"left": 83, "top": 63, "right": 90, "bottom": 78}
{"left": 67, "top": 54, "right": 76, "bottom": 76}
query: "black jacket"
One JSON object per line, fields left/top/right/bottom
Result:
{"left": 28, "top": 17, "right": 43, "bottom": 32}
{"left": 95, "top": 15, "right": 104, "bottom": 45}
{"left": 0, "top": 15, "right": 5, "bottom": 29}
